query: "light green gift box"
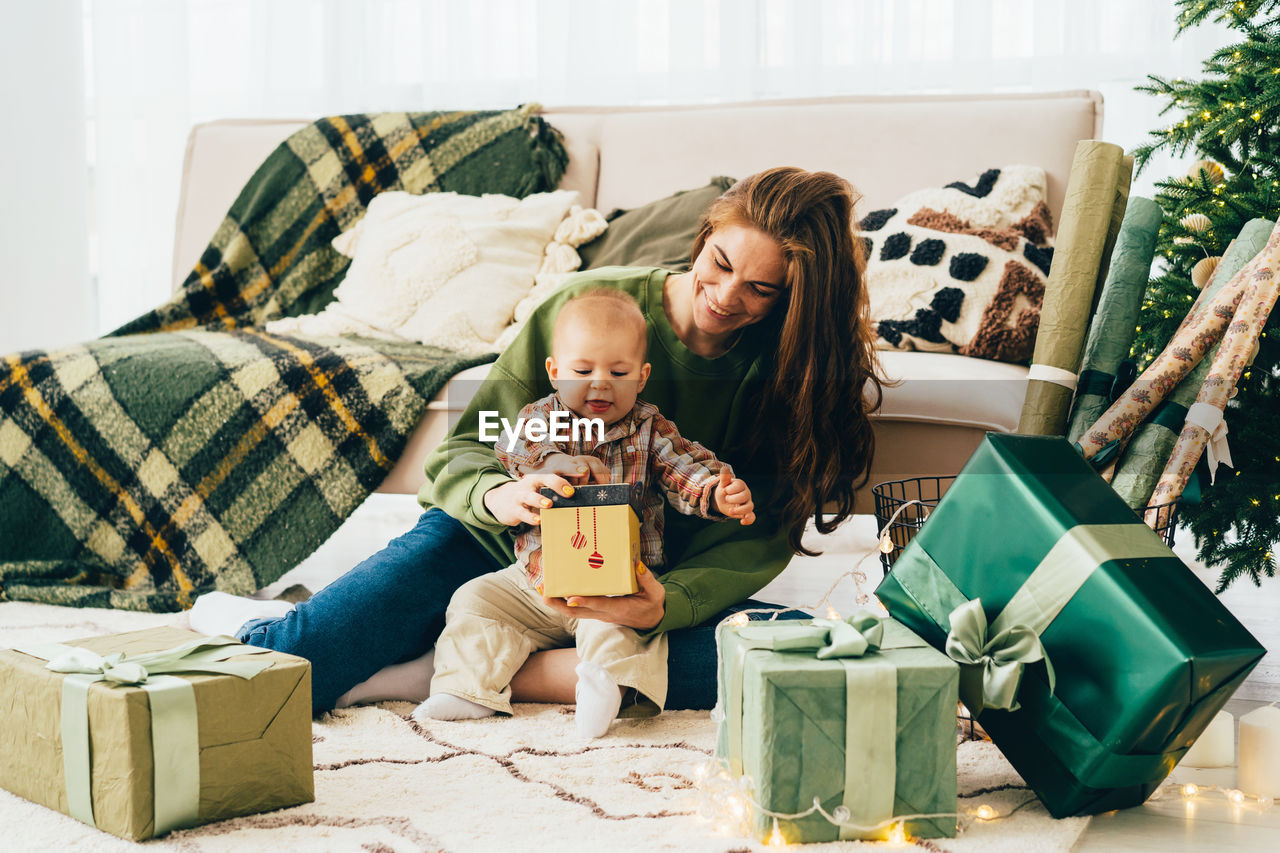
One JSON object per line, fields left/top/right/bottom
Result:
{"left": 715, "top": 614, "right": 958, "bottom": 843}
{"left": 0, "top": 626, "right": 313, "bottom": 841}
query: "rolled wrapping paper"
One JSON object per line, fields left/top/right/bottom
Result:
{"left": 1079, "top": 218, "right": 1280, "bottom": 462}
{"left": 1146, "top": 248, "right": 1280, "bottom": 526}
{"left": 1090, "top": 156, "right": 1135, "bottom": 306}
{"left": 1110, "top": 219, "right": 1275, "bottom": 507}
{"left": 1066, "top": 196, "right": 1163, "bottom": 443}
{"left": 1019, "top": 141, "right": 1128, "bottom": 435}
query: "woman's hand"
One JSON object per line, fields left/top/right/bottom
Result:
{"left": 482, "top": 474, "right": 578, "bottom": 527}
{"left": 712, "top": 468, "right": 756, "bottom": 525}
{"left": 541, "top": 560, "right": 666, "bottom": 631}
{"left": 519, "top": 452, "right": 611, "bottom": 486}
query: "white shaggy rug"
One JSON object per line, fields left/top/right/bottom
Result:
{"left": 0, "top": 601, "right": 1089, "bottom": 853}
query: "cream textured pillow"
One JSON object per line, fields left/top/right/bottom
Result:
{"left": 863, "top": 166, "right": 1055, "bottom": 363}
{"left": 267, "top": 189, "right": 581, "bottom": 354}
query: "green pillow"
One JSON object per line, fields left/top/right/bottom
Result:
{"left": 578, "top": 177, "right": 737, "bottom": 271}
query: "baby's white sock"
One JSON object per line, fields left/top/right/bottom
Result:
{"left": 412, "top": 693, "right": 495, "bottom": 721}
{"left": 188, "top": 591, "right": 294, "bottom": 637}
{"left": 574, "top": 660, "right": 624, "bottom": 738}
{"left": 335, "top": 650, "right": 436, "bottom": 709}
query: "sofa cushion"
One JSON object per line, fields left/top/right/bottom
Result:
{"left": 377, "top": 351, "right": 1028, "bottom": 495}
{"left": 862, "top": 166, "right": 1054, "bottom": 364}
{"left": 577, "top": 177, "right": 736, "bottom": 271}
{"left": 266, "top": 190, "right": 582, "bottom": 354}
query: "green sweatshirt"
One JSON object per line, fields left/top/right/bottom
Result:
{"left": 419, "top": 266, "right": 793, "bottom": 634}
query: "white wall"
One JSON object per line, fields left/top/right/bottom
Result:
{"left": 0, "top": 0, "right": 92, "bottom": 354}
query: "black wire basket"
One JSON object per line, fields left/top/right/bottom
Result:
{"left": 871, "top": 475, "right": 1180, "bottom": 576}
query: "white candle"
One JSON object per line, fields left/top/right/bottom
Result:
{"left": 1182, "top": 710, "right": 1234, "bottom": 768}
{"left": 1239, "top": 706, "right": 1280, "bottom": 798}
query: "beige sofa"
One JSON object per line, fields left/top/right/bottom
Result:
{"left": 172, "top": 91, "right": 1104, "bottom": 512}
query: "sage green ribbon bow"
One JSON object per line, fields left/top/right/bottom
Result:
{"left": 733, "top": 610, "right": 885, "bottom": 659}
{"left": 945, "top": 597, "right": 1054, "bottom": 714}
{"left": 723, "top": 612, "right": 923, "bottom": 841}
{"left": 18, "top": 635, "right": 274, "bottom": 836}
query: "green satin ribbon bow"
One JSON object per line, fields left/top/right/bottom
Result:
{"left": 19, "top": 635, "right": 274, "bottom": 836}
{"left": 945, "top": 598, "right": 1054, "bottom": 714}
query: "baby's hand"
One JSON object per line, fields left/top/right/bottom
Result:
{"left": 712, "top": 468, "right": 755, "bottom": 525}
{"left": 518, "top": 453, "right": 610, "bottom": 485}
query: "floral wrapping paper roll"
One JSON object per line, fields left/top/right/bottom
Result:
{"left": 1146, "top": 262, "right": 1280, "bottom": 526}
{"left": 1079, "top": 219, "right": 1280, "bottom": 461}
{"left": 1110, "top": 219, "right": 1274, "bottom": 508}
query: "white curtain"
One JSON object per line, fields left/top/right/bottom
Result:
{"left": 2, "top": 0, "right": 1234, "bottom": 344}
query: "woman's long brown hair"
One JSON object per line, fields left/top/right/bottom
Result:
{"left": 691, "top": 168, "right": 884, "bottom": 555}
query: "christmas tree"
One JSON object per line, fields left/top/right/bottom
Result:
{"left": 1132, "top": 0, "right": 1279, "bottom": 589}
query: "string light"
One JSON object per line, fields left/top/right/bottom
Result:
{"left": 1183, "top": 783, "right": 1200, "bottom": 798}
{"left": 766, "top": 818, "right": 786, "bottom": 847}
{"left": 887, "top": 821, "right": 908, "bottom": 844}
{"left": 975, "top": 804, "right": 998, "bottom": 820}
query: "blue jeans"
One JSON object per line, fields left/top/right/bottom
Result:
{"left": 239, "top": 508, "right": 806, "bottom": 713}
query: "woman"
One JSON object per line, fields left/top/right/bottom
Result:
{"left": 201, "top": 167, "right": 883, "bottom": 714}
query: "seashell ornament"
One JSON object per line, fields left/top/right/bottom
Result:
{"left": 1180, "top": 213, "right": 1212, "bottom": 233}
{"left": 1188, "top": 159, "right": 1225, "bottom": 185}
{"left": 1191, "top": 255, "right": 1221, "bottom": 290}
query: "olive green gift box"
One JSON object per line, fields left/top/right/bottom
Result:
{"left": 715, "top": 615, "right": 958, "bottom": 843}
{"left": 0, "top": 626, "right": 313, "bottom": 840}
{"left": 875, "top": 433, "right": 1265, "bottom": 818}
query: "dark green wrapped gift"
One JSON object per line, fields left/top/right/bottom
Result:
{"left": 876, "top": 433, "right": 1265, "bottom": 818}
{"left": 715, "top": 613, "right": 958, "bottom": 842}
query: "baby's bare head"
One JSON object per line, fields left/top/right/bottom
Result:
{"left": 552, "top": 289, "right": 648, "bottom": 362}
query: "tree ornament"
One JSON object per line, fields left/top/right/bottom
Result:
{"left": 1187, "top": 158, "right": 1225, "bottom": 184}
{"left": 1180, "top": 212, "right": 1212, "bottom": 232}
{"left": 587, "top": 507, "right": 604, "bottom": 569}
{"left": 570, "top": 508, "right": 587, "bottom": 549}
{"left": 1191, "top": 255, "right": 1221, "bottom": 290}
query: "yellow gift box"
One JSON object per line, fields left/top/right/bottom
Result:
{"left": 539, "top": 483, "right": 641, "bottom": 597}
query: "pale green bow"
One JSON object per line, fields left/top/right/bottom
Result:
{"left": 734, "top": 610, "right": 885, "bottom": 659}
{"left": 43, "top": 634, "right": 273, "bottom": 685}
{"left": 945, "top": 598, "right": 1054, "bottom": 714}
{"left": 812, "top": 610, "right": 884, "bottom": 658}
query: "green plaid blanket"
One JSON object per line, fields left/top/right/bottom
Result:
{"left": 0, "top": 106, "right": 567, "bottom": 611}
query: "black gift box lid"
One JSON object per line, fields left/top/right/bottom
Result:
{"left": 539, "top": 482, "right": 643, "bottom": 518}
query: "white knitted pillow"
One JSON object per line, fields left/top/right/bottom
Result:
{"left": 267, "top": 190, "right": 596, "bottom": 355}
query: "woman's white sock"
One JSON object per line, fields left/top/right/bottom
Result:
{"left": 335, "top": 650, "right": 436, "bottom": 708}
{"left": 412, "top": 693, "right": 495, "bottom": 721}
{"left": 574, "top": 660, "right": 623, "bottom": 738}
{"left": 188, "top": 591, "right": 294, "bottom": 637}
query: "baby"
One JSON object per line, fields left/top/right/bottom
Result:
{"left": 414, "top": 288, "right": 754, "bottom": 737}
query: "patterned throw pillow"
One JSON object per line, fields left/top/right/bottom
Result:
{"left": 862, "top": 166, "right": 1055, "bottom": 363}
